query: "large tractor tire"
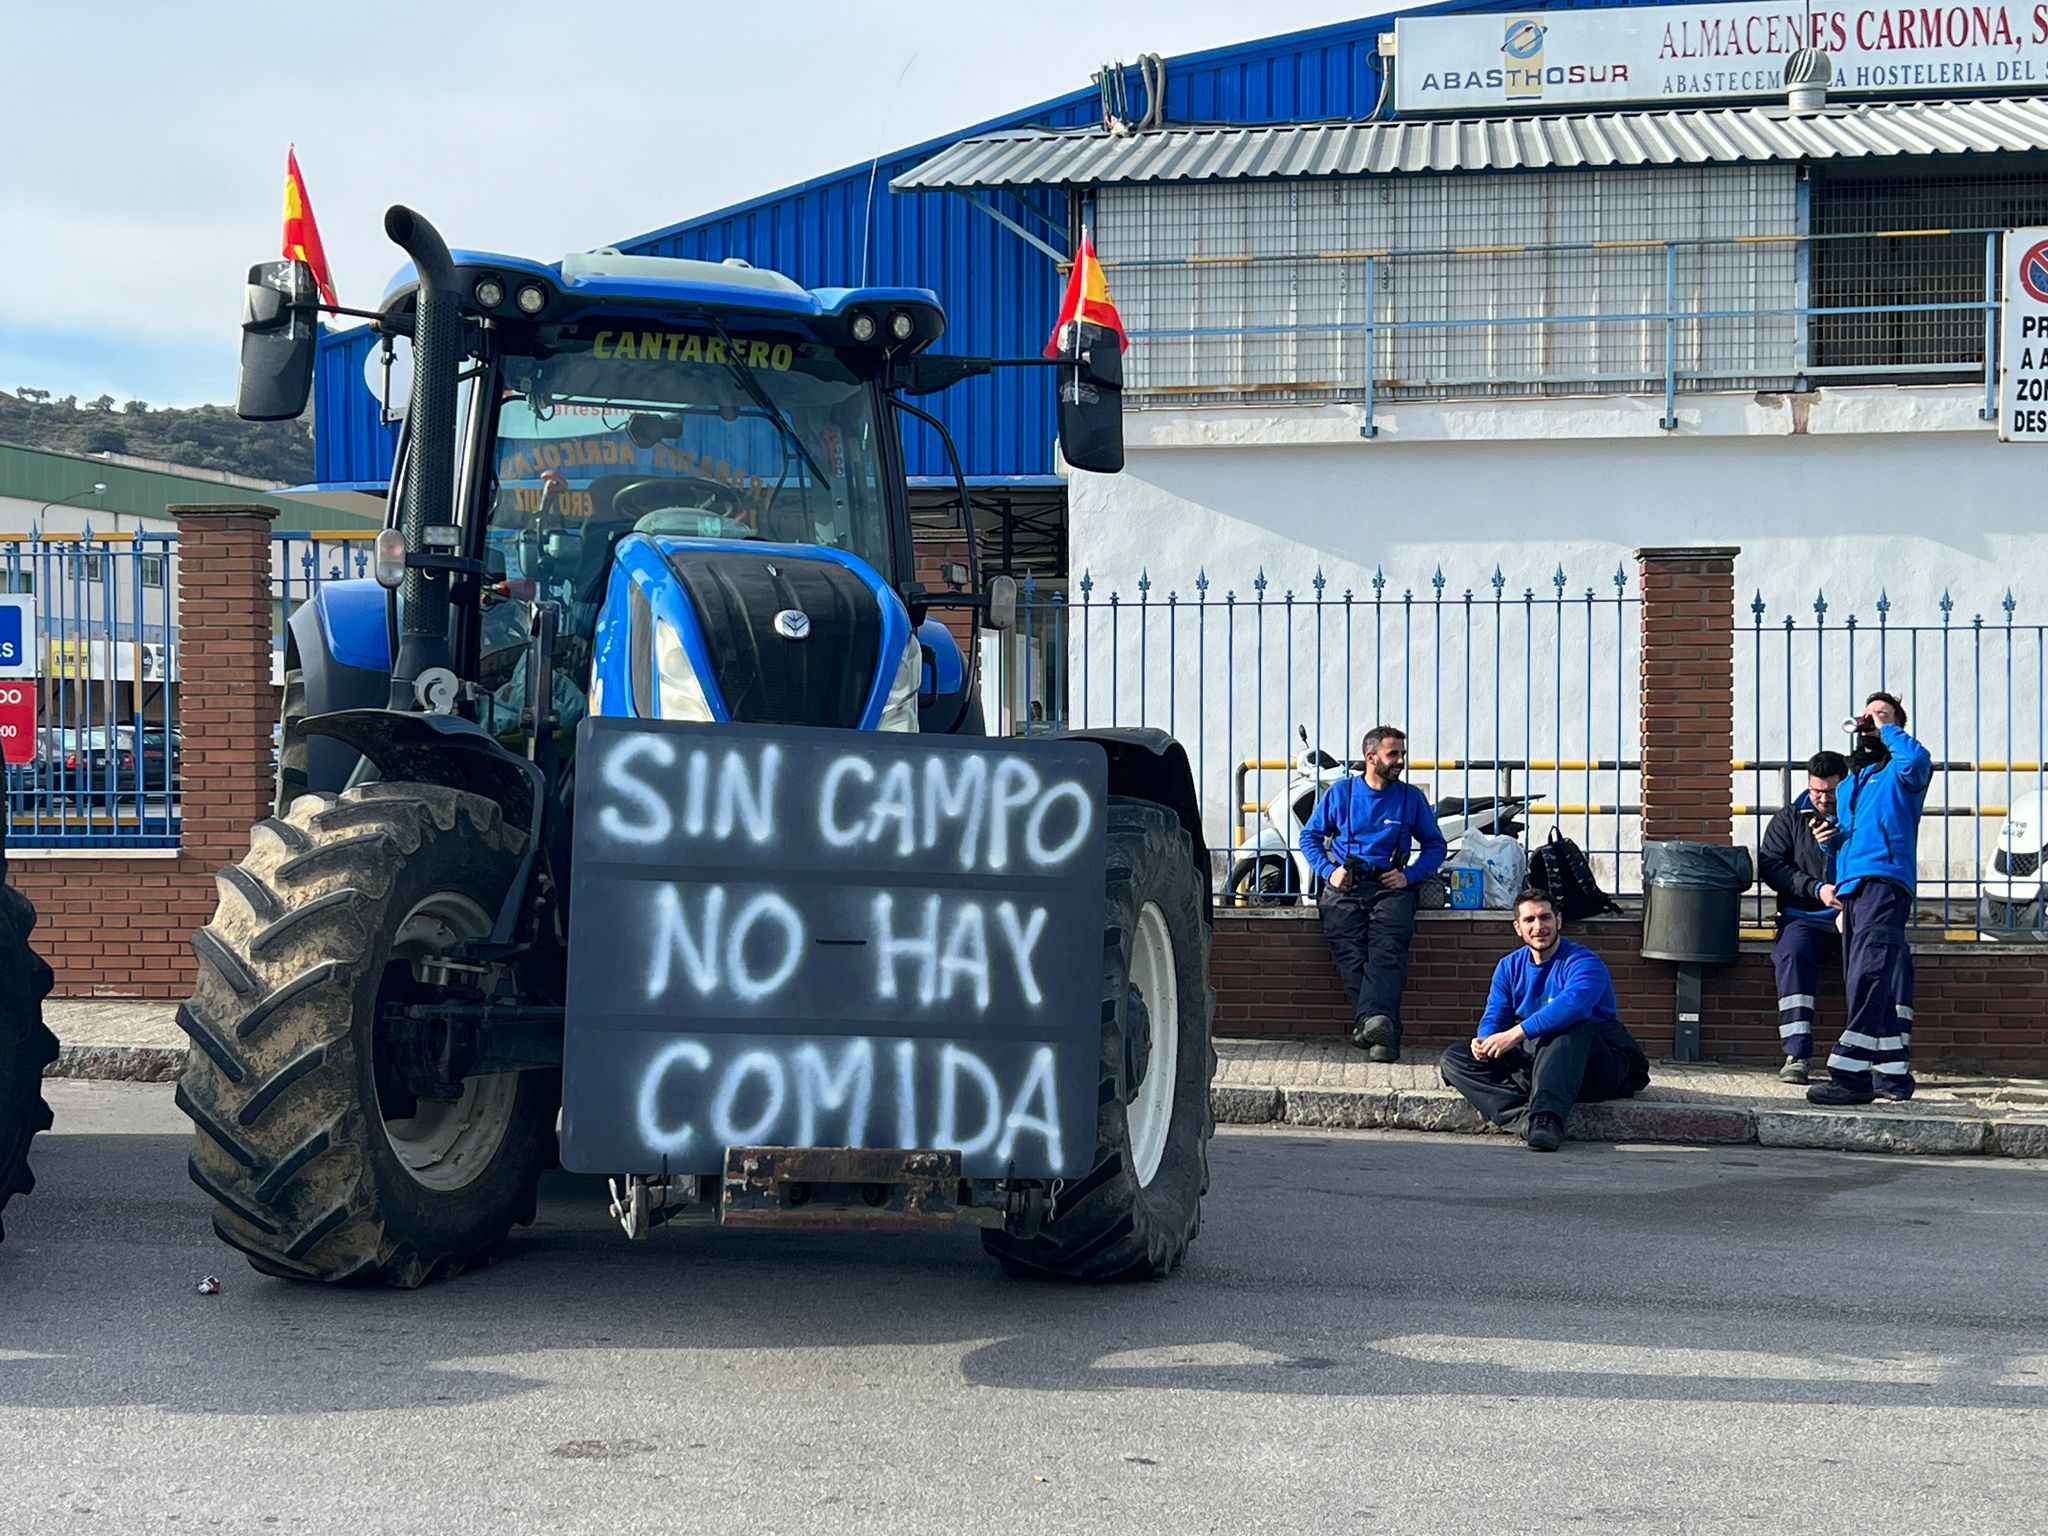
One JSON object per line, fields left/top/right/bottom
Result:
{"left": 273, "top": 666, "right": 309, "bottom": 816}
{"left": 177, "top": 782, "right": 559, "bottom": 1286}
{"left": 0, "top": 878, "right": 58, "bottom": 1242}
{"left": 0, "top": 873, "right": 59, "bottom": 1242}
{"left": 983, "top": 798, "right": 1215, "bottom": 1281}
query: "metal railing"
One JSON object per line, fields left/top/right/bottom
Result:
{"left": 2, "top": 533, "right": 181, "bottom": 849}
{"left": 1, "top": 531, "right": 381, "bottom": 849}
{"left": 1116, "top": 228, "right": 2005, "bottom": 434}
{"left": 988, "top": 565, "right": 1644, "bottom": 895}
{"left": 985, "top": 571, "right": 2046, "bottom": 934}
{"left": 1741, "top": 587, "right": 2048, "bottom": 936}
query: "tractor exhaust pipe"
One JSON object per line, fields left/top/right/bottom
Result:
{"left": 384, "top": 205, "right": 459, "bottom": 706}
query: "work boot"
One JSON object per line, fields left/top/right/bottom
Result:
{"left": 1778, "top": 1056, "right": 1809, "bottom": 1085}
{"left": 1351, "top": 1014, "right": 1400, "bottom": 1062}
{"left": 1525, "top": 1113, "right": 1565, "bottom": 1152}
{"left": 1806, "top": 1081, "right": 1877, "bottom": 1107}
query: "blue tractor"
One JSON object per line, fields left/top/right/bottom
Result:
{"left": 179, "top": 208, "right": 1213, "bottom": 1286}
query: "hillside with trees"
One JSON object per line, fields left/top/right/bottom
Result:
{"left": 0, "top": 388, "right": 313, "bottom": 485}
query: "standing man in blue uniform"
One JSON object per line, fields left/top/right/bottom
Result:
{"left": 1757, "top": 750, "right": 1849, "bottom": 1083}
{"left": 1438, "top": 888, "right": 1651, "bottom": 1150}
{"left": 1808, "top": 692, "right": 1931, "bottom": 1106}
{"left": 1299, "top": 725, "right": 1446, "bottom": 1062}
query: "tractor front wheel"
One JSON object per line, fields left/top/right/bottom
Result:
{"left": 983, "top": 798, "right": 1214, "bottom": 1280}
{"left": 177, "top": 783, "right": 558, "bottom": 1286}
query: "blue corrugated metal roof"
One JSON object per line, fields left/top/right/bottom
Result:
{"left": 312, "top": 0, "right": 1706, "bottom": 487}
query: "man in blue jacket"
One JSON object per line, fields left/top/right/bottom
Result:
{"left": 1299, "top": 725, "right": 1446, "bottom": 1062}
{"left": 1808, "top": 692, "right": 1931, "bottom": 1106}
{"left": 1439, "top": 887, "right": 1651, "bottom": 1151}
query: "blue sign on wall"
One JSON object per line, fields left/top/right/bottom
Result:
{"left": 0, "top": 597, "right": 32, "bottom": 678}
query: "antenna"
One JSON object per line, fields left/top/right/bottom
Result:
{"left": 861, "top": 53, "right": 918, "bottom": 287}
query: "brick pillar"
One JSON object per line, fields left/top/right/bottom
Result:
{"left": 1636, "top": 546, "right": 1738, "bottom": 845}
{"left": 172, "top": 505, "right": 278, "bottom": 864}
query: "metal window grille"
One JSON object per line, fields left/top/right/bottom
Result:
{"left": 1104, "top": 165, "right": 1799, "bottom": 404}
{"left": 1810, "top": 159, "right": 2048, "bottom": 379}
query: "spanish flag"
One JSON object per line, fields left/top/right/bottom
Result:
{"left": 1043, "top": 227, "right": 1128, "bottom": 359}
{"left": 282, "top": 146, "right": 338, "bottom": 308}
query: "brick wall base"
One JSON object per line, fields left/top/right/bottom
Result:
{"left": 11, "top": 857, "right": 215, "bottom": 998}
{"left": 1215, "top": 909, "right": 2048, "bottom": 1075}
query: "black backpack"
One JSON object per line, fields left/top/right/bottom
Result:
{"left": 1528, "top": 828, "right": 1622, "bottom": 921}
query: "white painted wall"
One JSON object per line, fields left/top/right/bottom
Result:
{"left": 1056, "top": 385, "right": 2047, "bottom": 902}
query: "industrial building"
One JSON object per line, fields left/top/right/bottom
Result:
{"left": 306, "top": 0, "right": 2048, "bottom": 855}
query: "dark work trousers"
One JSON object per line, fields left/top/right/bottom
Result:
{"left": 1438, "top": 1017, "right": 1651, "bottom": 1131}
{"left": 1827, "top": 878, "right": 1917, "bottom": 1098}
{"left": 1315, "top": 882, "right": 1419, "bottom": 1030}
{"left": 1772, "top": 916, "right": 1841, "bottom": 1061}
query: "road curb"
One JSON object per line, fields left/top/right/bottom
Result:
{"left": 1210, "top": 1082, "right": 2034, "bottom": 1158}
{"left": 47, "top": 1043, "right": 185, "bottom": 1083}
{"left": 1753, "top": 1107, "right": 1988, "bottom": 1156}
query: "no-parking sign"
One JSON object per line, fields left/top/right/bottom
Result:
{"left": 1998, "top": 229, "right": 2048, "bottom": 442}
{"left": 0, "top": 595, "right": 32, "bottom": 679}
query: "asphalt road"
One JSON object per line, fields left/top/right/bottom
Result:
{"left": 3, "top": 1082, "right": 2044, "bottom": 1535}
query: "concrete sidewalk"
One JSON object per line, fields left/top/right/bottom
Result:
{"left": 1214, "top": 1038, "right": 2048, "bottom": 1158}
{"left": 40, "top": 998, "right": 2048, "bottom": 1159}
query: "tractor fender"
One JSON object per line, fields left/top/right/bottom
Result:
{"left": 1061, "top": 728, "right": 1211, "bottom": 915}
{"left": 299, "top": 709, "right": 545, "bottom": 839}
{"left": 297, "top": 710, "right": 553, "bottom": 947}
{"left": 286, "top": 581, "right": 393, "bottom": 794}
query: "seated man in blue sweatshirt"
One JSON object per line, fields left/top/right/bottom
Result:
{"left": 1438, "top": 888, "right": 1651, "bottom": 1151}
{"left": 1298, "top": 725, "right": 1446, "bottom": 1062}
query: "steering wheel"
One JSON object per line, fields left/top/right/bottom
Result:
{"left": 610, "top": 476, "right": 747, "bottom": 524}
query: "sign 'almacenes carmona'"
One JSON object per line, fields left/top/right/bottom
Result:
{"left": 1396, "top": 4, "right": 2048, "bottom": 113}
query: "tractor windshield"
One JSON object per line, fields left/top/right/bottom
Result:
{"left": 486, "top": 322, "right": 897, "bottom": 593}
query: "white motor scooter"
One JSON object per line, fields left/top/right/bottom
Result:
{"left": 1979, "top": 787, "right": 2047, "bottom": 938}
{"left": 1225, "top": 725, "right": 1541, "bottom": 906}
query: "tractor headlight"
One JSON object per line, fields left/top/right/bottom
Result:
{"left": 654, "top": 619, "right": 717, "bottom": 722}
{"left": 877, "top": 632, "right": 923, "bottom": 733}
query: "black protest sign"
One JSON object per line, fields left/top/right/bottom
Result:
{"left": 561, "top": 718, "right": 1108, "bottom": 1179}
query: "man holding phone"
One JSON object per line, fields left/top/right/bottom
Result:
{"left": 1757, "top": 750, "right": 1849, "bottom": 1083}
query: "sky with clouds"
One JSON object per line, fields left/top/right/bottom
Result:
{"left": 0, "top": 1, "right": 1416, "bottom": 409}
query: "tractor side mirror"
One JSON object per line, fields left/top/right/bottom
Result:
{"left": 1057, "top": 331, "right": 1123, "bottom": 474}
{"left": 985, "top": 574, "right": 1017, "bottom": 632}
{"left": 237, "top": 260, "right": 319, "bottom": 422}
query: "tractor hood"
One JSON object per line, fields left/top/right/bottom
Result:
{"left": 589, "top": 537, "right": 920, "bottom": 733}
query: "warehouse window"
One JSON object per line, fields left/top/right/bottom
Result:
{"left": 1808, "top": 157, "right": 2048, "bottom": 381}
{"left": 1105, "top": 164, "right": 1799, "bottom": 404}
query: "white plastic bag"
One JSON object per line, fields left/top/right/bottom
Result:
{"left": 1446, "top": 831, "right": 1529, "bottom": 908}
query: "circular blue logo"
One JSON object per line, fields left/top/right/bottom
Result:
{"left": 1503, "top": 20, "right": 1546, "bottom": 60}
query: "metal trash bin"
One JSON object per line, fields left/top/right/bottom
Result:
{"left": 1640, "top": 841, "right": 1755, "bottom": 965}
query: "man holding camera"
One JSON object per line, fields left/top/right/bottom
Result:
{"left": 1758, "top": 750, "right": 1849, "bottom": 1084}
{"left": 1808, "top": 693, "right": 1932, "bottom": 1107}
{"left": 1300, "top": 725, "right": 1446, "bottom": 1062}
